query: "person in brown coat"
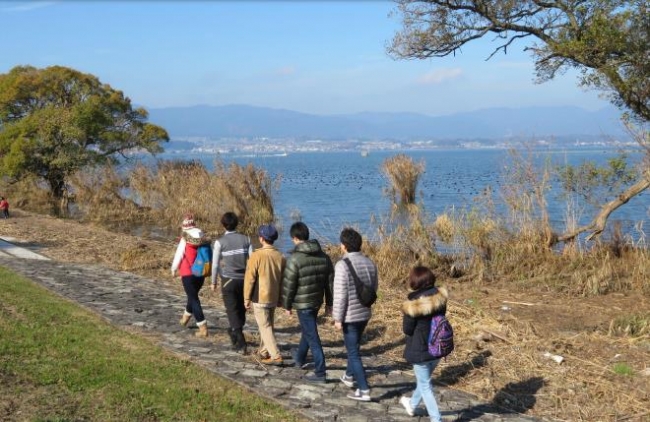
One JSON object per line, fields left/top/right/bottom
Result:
{"left": 244, "top": 224, "right": 286, "bottom": 365}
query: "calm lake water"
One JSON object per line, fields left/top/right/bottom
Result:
{"left": 156, "top": 148, "right": 649, "bottom": 253}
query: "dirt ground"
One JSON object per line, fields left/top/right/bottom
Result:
{"left": 1, "top": 209, "right": 648, "bottom": 421}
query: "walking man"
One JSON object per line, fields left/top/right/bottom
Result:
{"left": 244, "top": 224, "right": 286, "bottom": 365}
{"left": 211, "top": 212, "right": 252, "bottom": 354}
{"left": 281, "top": 222, "right": 334, "bottom": 383}
{"left": 333, "top": 228, "right": 378, "bottom": 401}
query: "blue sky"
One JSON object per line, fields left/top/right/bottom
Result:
{"left": 1, "top": 1, "right": 612, "bottom": 116}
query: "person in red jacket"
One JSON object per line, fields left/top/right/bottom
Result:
{"left": 0, "top": 197, "right": 9, "bottom": 219}
{"left": 171, "top": 216, "right": 210, "bottom": 338}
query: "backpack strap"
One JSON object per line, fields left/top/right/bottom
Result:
{"left": 343, "top": 258, "right": 365, "bottom": 300}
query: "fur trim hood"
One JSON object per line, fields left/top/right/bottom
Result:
{"left": 402, "top": 286, "right": 448, "bottom": 317}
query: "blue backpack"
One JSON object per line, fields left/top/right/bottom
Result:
{"left": 428, "top": 314, "right": 455, "bottom": 359}
{"left": 191, "top": 244, "right": 213, "bottom": 277}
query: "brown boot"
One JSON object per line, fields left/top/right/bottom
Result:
{"left": 179, "top": 313, "right": 192, "bottom": 327}
{"left": 195, "top": 323, "right": 208, "bottom": 338}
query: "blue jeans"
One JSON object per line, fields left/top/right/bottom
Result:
{"left": 182, "top": 275, "right": 205, "bottom": 323}
{"left": 411, "top": 360, "right": 441, "bottom": 422}
{"left": 296, "top": 308, "right": 326, "bottom": 377}
{"left": 343, "top": 320, "right": 369, "bottom": 391}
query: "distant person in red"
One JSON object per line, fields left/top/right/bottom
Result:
{"left": 0, "top": 197, "right": 9, "bottom": 219}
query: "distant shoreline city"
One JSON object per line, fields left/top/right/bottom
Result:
{"left": 162, "top": 134, "right": 640, "bottom": 156}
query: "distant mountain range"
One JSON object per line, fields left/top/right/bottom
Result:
{"left": 146, "top": 104, "right": 627, "bottom": 140}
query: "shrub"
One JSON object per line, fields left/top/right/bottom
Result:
{"left": 69, "top": 164, "right": 144, "bottom": 225}
{"left": 381, "top": 154, "right": 424, "bottom": 205}
{"left": 128, "top": 158, "right": 276, "bottom": 237}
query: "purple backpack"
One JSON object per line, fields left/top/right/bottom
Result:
{"left": 428, "top": 315, "right": 455, "bottom": 359}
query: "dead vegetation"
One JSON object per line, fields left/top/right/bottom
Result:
{"left": 1, "top": 150, "right": 649, "bottom": 422}
{"left": 2, "top": 208, "right": 649, "bottom": 422}
{"left": 381, "top": 153, "right": 425, "bottom": 205}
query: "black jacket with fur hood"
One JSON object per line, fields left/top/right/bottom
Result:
{"left": 402, "top": 286, "right": 448, "bottom": 364}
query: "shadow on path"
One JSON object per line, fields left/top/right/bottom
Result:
{"left": 458, "top": 376, "right": 546, "bottom": 420}
{"left": 438, "top": 350, "right": 492, "bottom": 386}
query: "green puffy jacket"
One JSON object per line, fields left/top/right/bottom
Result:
{"left": 281, "top": 239, "right": 334, "bottom": 311}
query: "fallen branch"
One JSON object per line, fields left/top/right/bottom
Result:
{"left": 502, "top": 300, "right": 536, "bottom": 306}
{"left": 478, "top": 328, "right": 512, "bottom": 344}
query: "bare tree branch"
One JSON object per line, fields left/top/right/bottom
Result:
{"left": 555, "top": 172, "right": 650, "bottom": 244}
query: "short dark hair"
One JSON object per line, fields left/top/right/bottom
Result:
{"left": 340, "top": 227, "right": 362, "bottom": 252}
{"left": 221, "top": 212, "right": 239, "bottom": 231}
{"left": 408, "top": 266, "right": 436, "bottom": 291}
{"left": 290, "top": 222, "right": 309, "bottom": 241}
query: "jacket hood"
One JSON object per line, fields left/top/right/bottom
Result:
{"left": 294, "top": 239, "right": 323, "bottom": 255}
{"left": 402, "top": 286, "right": 448, "bottom": 317}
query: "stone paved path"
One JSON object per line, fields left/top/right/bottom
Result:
{"left": 0, "top": 239, "right": 544, "bottom": 422}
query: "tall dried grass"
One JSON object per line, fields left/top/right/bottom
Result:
{"left": 381, "top": 153, "right": 425, "bottom": 205}
{"left": 62, "top": 158, "right": 276, "bottom": 239}
{"left": 128, "top": 159, "right": 276, "bottom": 236}
{"left": 68, "top": 164, "right": 145, "bottom": 225}
{"left": 0, "top": 176, "right": 60, "bottom": 215}
{"left": 371, "top": 147, "right": 649, "bottom": 295}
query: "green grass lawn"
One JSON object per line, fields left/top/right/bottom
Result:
{"left": 0, "top": 266, "right": 302, "bottom": 421}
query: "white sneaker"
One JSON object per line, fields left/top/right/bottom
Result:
{"left": 347, "top": 388, "right": 371, "bottom": 402}
{"left": 400, "top": 396, "right": 415, "bottom": 416}
{"left": 340, "top": 374, "right": 355, "bottom": 388}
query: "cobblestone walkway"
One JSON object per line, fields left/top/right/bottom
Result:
{"left": 0, "top": 242, "right": 544, "bottom": 422}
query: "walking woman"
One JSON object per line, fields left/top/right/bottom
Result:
{"left": 400, "top": 266, "right": 448, "bottom": 422}
{"left": 171, "top": 216, "right": 210, "bottom": 338}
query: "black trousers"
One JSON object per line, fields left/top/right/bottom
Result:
{"left": 181, "top": 275, "right": 205, "bottom": 323}
{"left": 221, "top": 277, "right": 246, "bottom": 330}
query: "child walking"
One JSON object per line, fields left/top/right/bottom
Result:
{"left": 400, "top": 266, "right": 449, "bottom": 422}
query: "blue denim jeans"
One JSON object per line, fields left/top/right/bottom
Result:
{"left": 296, "top": 308, "right": 326, "bottom": 377}
{"left": 343, "top": 320, "right": 369, "bottom": 391}
{"left": 181, "top": 275, "right": 205, "bottom": 324}
{"left": 411, "top": 360, "right": 441, "bottom": 422}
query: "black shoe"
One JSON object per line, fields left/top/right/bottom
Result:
{"left": 303, "top": 373, "right": 326, "bottom": 383}
{"left": 234, "top": 329, "right": 247, "bottom": 352}
{"left": 227, "top": 328, "right": 237, "bottom": 347}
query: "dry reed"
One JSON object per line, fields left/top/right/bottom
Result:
{"left": 381, "top": 153, "right": 425, "bottom": 205}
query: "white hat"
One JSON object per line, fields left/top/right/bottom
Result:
{"left": 185, "top": 227, "right": 204, "bottom": 245}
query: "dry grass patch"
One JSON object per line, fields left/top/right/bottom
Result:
{"left": 128, "top": 159, "right": 275, "bottom": 236}
{"left": 381, "top": 153, "right": 425, "bottom": 205}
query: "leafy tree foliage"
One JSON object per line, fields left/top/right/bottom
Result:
{"left": 558, "top": 155, "right": 637, "bottom": 207}
{"left": 389, "top": 0, "right": 649, "bottom": 123}
{"left": 390, "top": 0, "right": 649, "bottom": 243}
{"left": 0, "top": 65, "right": 168, "bottom": 207}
